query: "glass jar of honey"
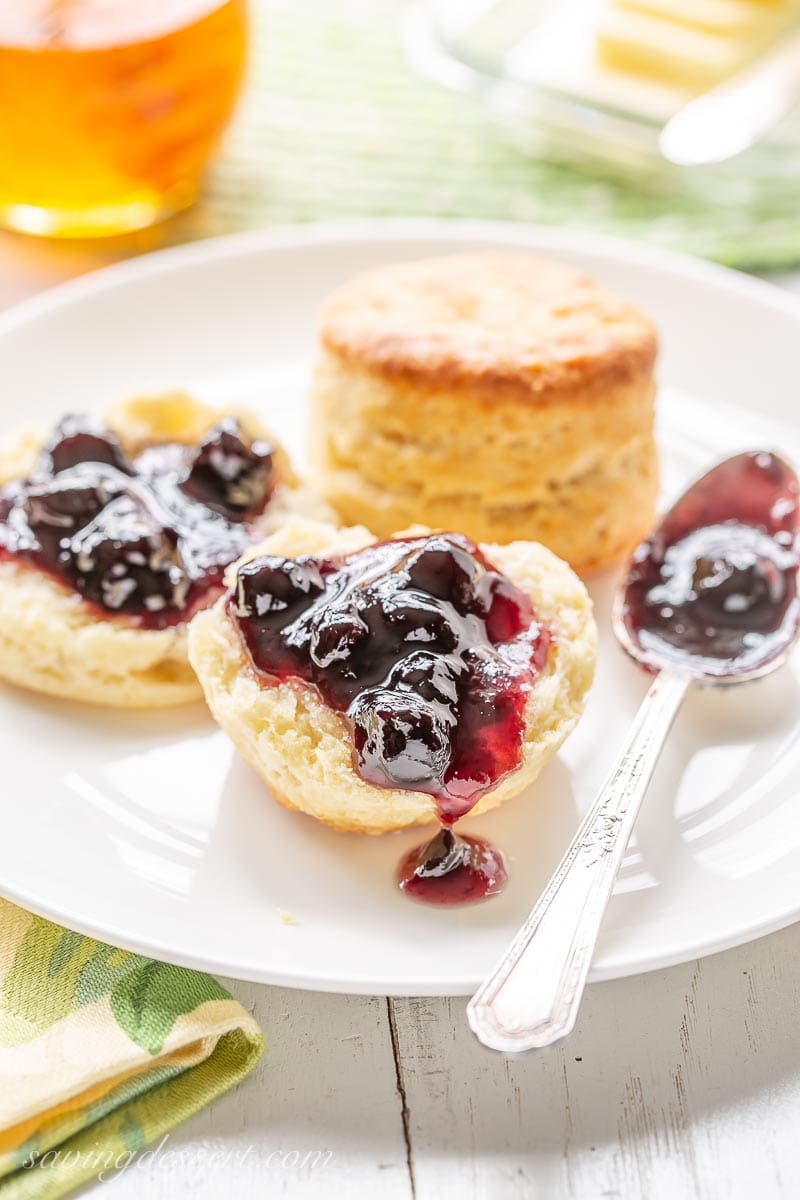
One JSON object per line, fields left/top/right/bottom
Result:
{"left": 0, "top": 1, "right": 247, "bottom": 238}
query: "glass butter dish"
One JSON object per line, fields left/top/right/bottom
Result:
{"left": 406, "top": 0, "right": 800, "bottom": 213}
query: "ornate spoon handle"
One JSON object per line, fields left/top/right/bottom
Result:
{"left": 467, "top": 670, "right": 690, "bottom": 1053}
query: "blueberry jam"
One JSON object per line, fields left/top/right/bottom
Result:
{"left": 397, "top": 827, "right": 508, "bottom": 906}
{"left": 621, "top": 451, "right": 800, "bottom": 677}
{"left": 0, "top": 414, "right": 275, "bottom": 629}
{"left": 231, "top": 533, "right": 548, "bottom": 905}
{"left": 233, "top": 528, "right": 547, "bottom": 790}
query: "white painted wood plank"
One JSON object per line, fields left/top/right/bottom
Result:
{"left": 80, "top": 985, "right": 412, "bottom": 1199}
{"left": 393, "top": 922, "right": 800, "bottom": 1200}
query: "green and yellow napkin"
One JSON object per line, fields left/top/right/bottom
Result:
{"left": 0, "top": 899, "right": 263, "bottom": 1200}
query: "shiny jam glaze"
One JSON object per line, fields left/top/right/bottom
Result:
{"left": 230, "top": 533, "right": 550, "bottom": 833}
{"left": 621, "top": 451, "right": 800, "bottom": 677}
{"left": 397, "top": 827, "right": 508, "bottom": 906}
{"left": 0, "top": 414, "right": 275, "bottom": 629}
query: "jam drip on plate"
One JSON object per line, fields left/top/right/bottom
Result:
{"left": 396, "top": 827, "right": 508, "bottom": 906}
{"left": 0, "top": 414, "right": 275, "bottom": 629}
{"left": 231, "top": 533, "right": 551, "bottom": 906}
{"left": 621, "top": 451, "right": 800, "bottom": 677}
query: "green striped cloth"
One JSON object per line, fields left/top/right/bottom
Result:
{"left": 0, "top": 900, "right": 263, "bottom": 1200}
{"left": 168, "top": 0, "right": 800, "bottom": 269}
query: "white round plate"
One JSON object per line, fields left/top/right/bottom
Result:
{"left": 0, "top": 221, "right": 799, "bottom": 996}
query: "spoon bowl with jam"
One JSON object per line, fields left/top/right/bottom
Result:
{"left": 468, "top": 450, "right": 800, "bottom": 1054}
{"left": 616, "top": 450, "right": 800, "bottom": 684}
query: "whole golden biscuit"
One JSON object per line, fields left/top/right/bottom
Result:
{"left": 309, "top": 252, "right": 659, "bottom": 573}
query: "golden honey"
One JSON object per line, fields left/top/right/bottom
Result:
{"left": 0, "top": 1, "right": 247, "bottom": 238}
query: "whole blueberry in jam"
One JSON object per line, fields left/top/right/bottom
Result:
{"left": 0, "top": 413, "right": 277, "bottom": 628}
{"left": 179, "top": 418, "right": 274, "bottom": 519}
{"left": 37, "top": 414, "right": 131, "bottom": 477}
{"left": 229, "top": 533, "right": 550, "bottom": 823}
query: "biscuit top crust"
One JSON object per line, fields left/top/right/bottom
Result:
{"left": 319, "top": 252, "right": 657, "bottom": 399}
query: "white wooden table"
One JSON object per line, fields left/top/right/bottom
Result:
{"left": 2, "top": 234, "right": 799, "bottom": 1200}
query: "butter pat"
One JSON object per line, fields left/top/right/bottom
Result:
{"left": 615, "top": 0, "right": 784, "bottom": 37}
{"left": 596, "top": 0, "right": 800, "bottom": 92}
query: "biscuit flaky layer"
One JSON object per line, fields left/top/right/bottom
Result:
{"left": 309, "top": 251, "right": 659, "bottom": 573}
{"left": 188, "top": 516, "right": 597, "bottom": 835}
{"left": 0, "top": 393, "right": 330, "bottom": 708}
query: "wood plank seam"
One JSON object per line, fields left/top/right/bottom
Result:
{"left": 388, "top": 996, "right": 417, "bottom": 1198}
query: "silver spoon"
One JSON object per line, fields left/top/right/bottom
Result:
{"left": 467, "top": 450, "right": 800, "bottom": 1054}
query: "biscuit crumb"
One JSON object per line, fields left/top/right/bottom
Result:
{"left": 277, "top": 908, "right": 299, "bottom": 925}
